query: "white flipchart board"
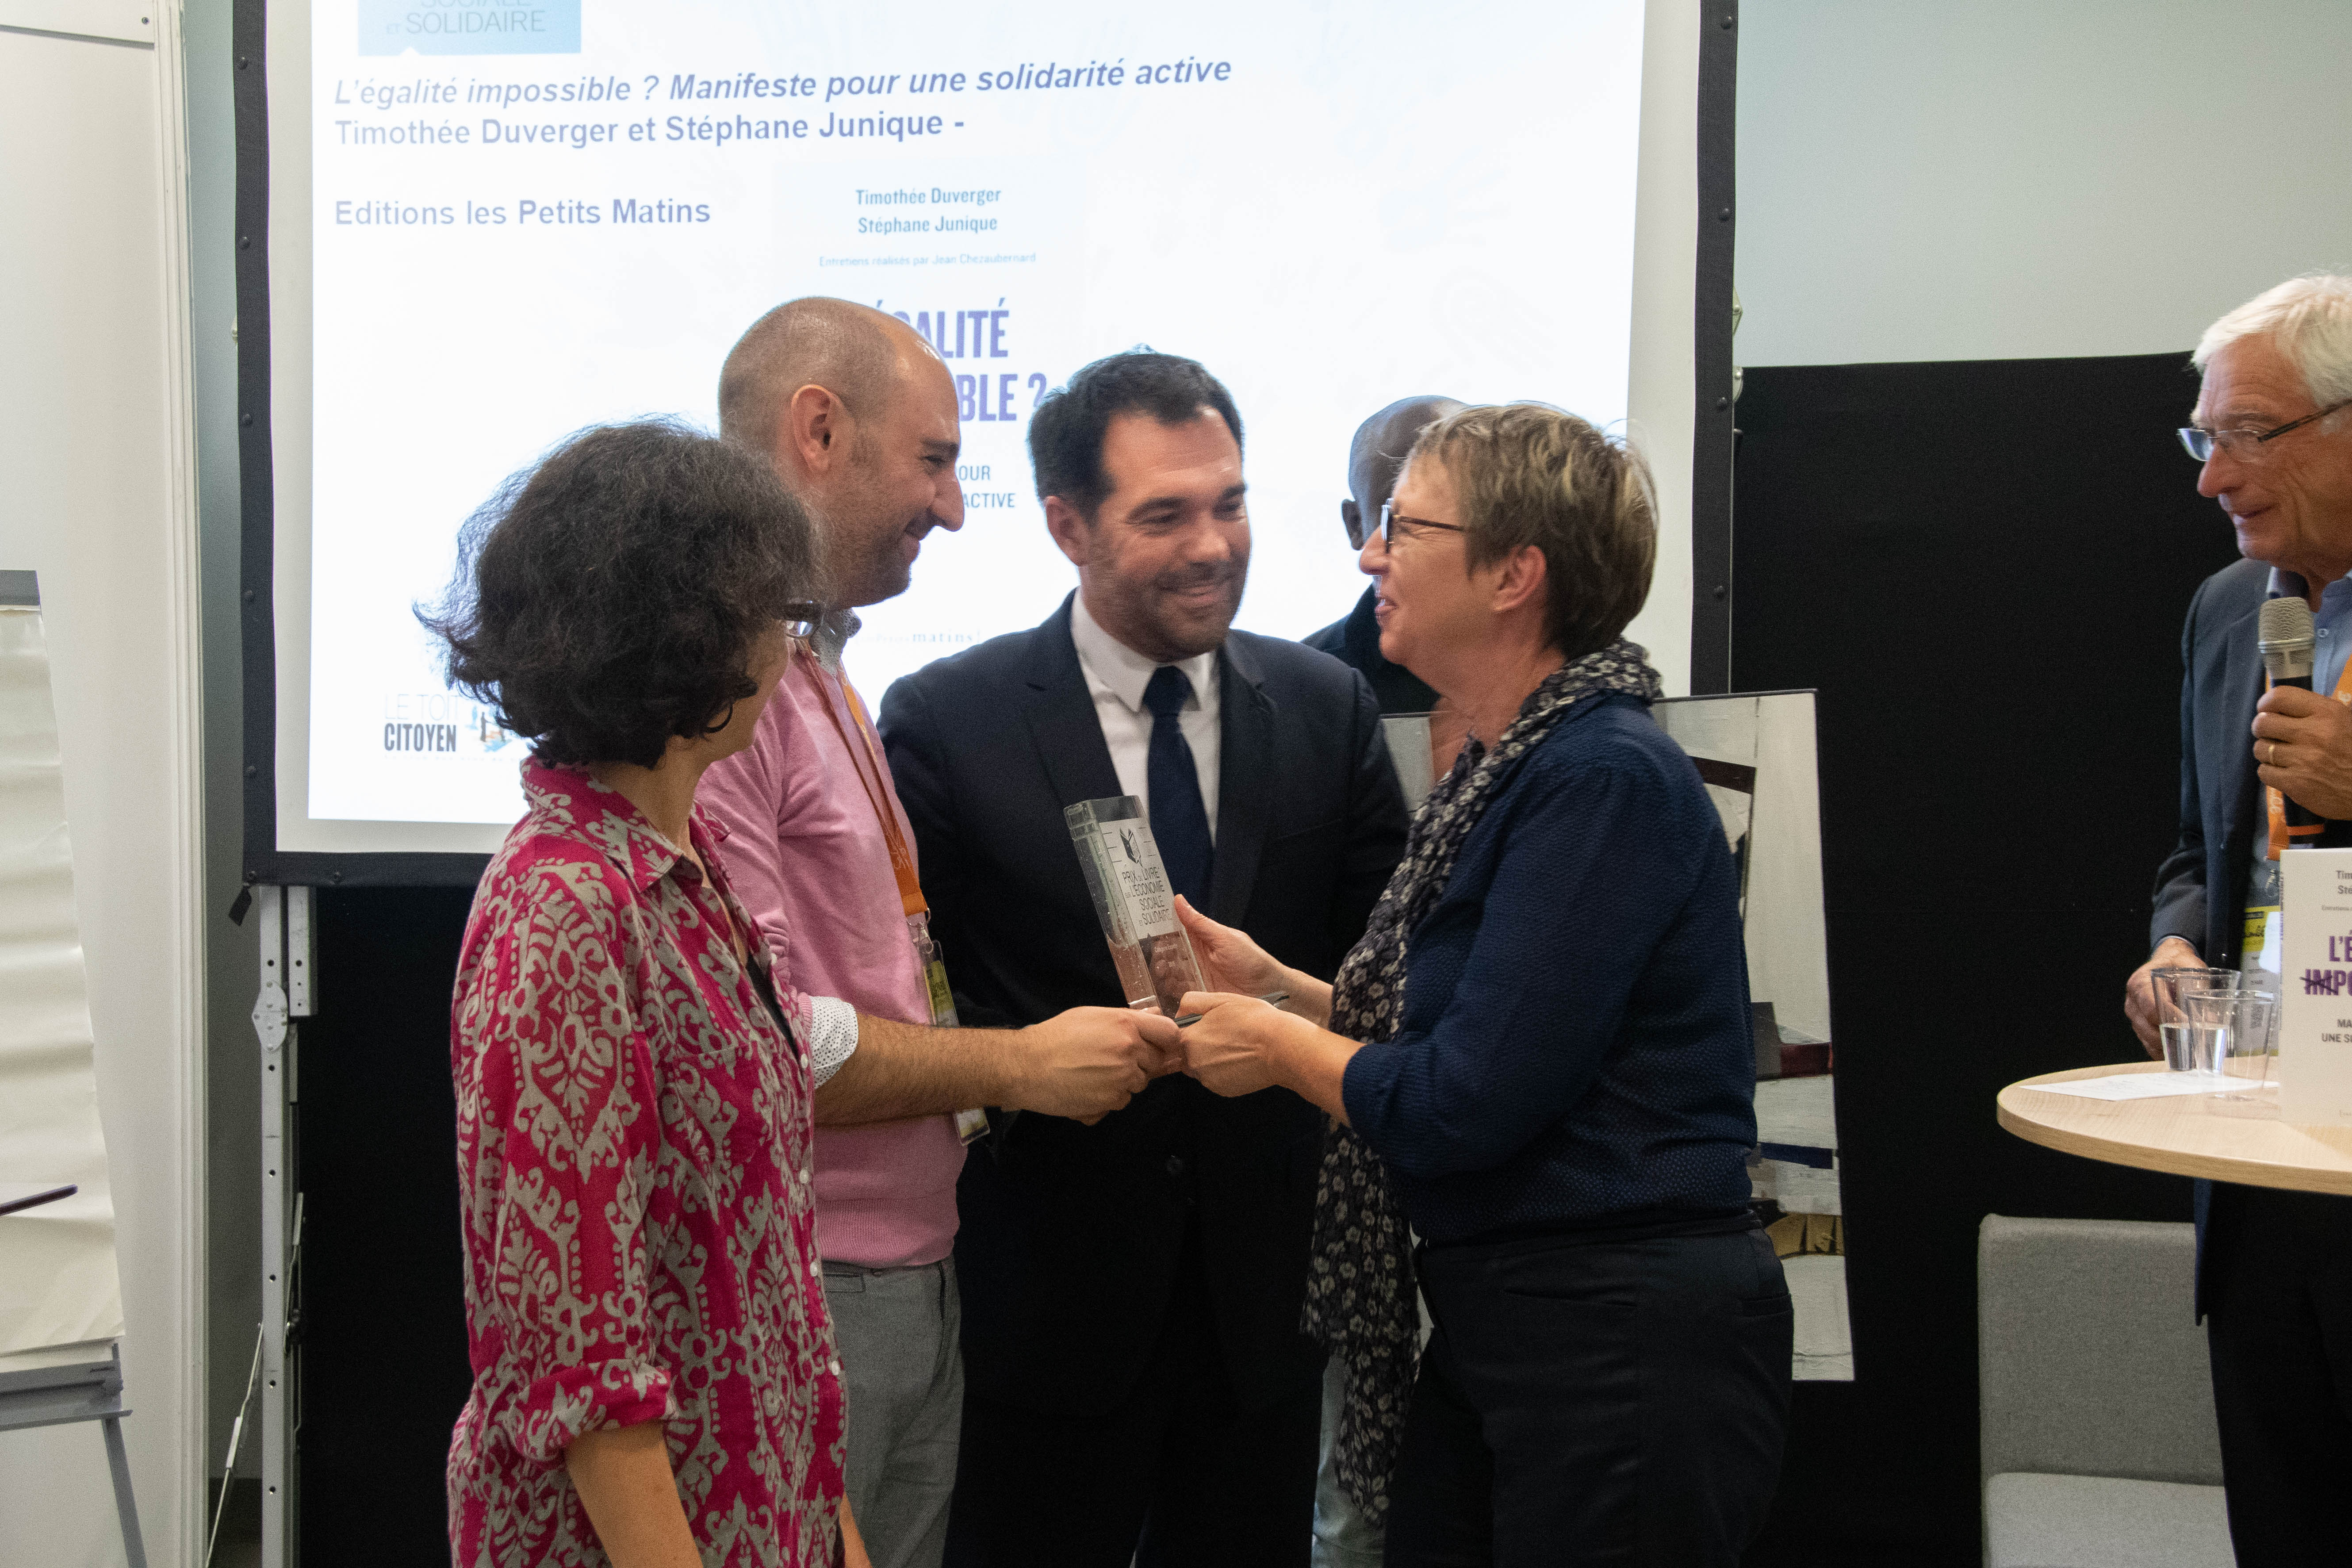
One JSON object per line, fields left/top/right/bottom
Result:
{"left": 0, "top": 588, "right": 126, "bottom": 1361}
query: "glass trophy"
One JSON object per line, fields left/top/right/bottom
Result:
{"left": 1064, "top": 795, "right": 1207, "bottom": 1016}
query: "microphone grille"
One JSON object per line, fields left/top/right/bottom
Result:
{"left": 2261, "top": 595, "right": 2317, "bottom": 645}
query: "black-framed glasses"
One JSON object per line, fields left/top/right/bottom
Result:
{"left": 1347, "top": 497, "right": 1470, "bottom": 550}
{"left": 780, "top": 600, "right": 824, "bottom": 640}
{"left": 2179, "top": 398, "right": 2352, "bottom": 462}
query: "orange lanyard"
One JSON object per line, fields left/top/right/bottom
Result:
{"left": 801, "top": 654, "right": 973, "bottom": 1135}
{"left": 806, "top": 657, "right": 928, "bottom": 919}
{"left": 2265, "top": 657, "right": 2352, "bottom": 857}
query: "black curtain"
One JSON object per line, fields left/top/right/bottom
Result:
{"left": 1732, "top": 353, "right": 2241, "bottom": 1565}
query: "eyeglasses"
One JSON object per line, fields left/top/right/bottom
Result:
{"left": 1346, "top": 498, "right": 1470, "bottom": 551}
{"left": 780, "top": 601, "right": 823, "bottom": 640}
{"left": 2179, "top": 398, "right": 2352, "bottom": 462}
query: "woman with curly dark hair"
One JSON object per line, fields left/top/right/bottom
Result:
{"left": 423, "top": 420, "right": 869, "bottom": 1568}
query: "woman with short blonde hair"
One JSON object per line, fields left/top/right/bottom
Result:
{"left": 1177, "top": 403, "right": 1789, "bottom": 1565}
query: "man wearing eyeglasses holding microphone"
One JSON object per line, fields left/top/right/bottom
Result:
{"left": 2125, "top": 274, "right": 2352, "bottom": 1567}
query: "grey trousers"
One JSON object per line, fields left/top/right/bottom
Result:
{"left": 824, "top": 1257, "right": 965, "bottom": 1568}
{"left": 1312, "top": 1354, "right": 1386, "bottom": 1568}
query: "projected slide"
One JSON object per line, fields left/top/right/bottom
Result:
{"left": 299, "top": 0, "right": 1645, "bottom": 828}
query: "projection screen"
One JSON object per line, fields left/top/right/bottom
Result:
{"left": 243, "top": 0, "right": 1727, "bottom": 878}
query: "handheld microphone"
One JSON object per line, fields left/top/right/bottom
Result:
{"left": 2258, "top": 595, "right": 2323, "bottom": 836}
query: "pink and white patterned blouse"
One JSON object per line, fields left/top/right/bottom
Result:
{"left": 447, "top": 759, "right": 845, "bottom": 1567}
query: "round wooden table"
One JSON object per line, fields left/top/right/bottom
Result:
{"left": 1998, "top": 1062, "right": 2352, "bottom": 1195}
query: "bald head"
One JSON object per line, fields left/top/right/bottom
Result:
{"left": 718, "top": 297, "right": 932, "bottom": 452}
{"left": 716, "top": 297, "right": 965, "bottom": 608}
{"left": 1341, "top": 395, "right": 1465, "bottom": 551}
{"left": 1351, "top": 396, "right": 1467, "bottom": 511}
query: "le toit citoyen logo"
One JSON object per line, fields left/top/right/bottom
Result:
{"left": 380, "top": 692, "right": 517, "bottom": 758}
{"left": 362, "top": 0, "right": 581, "bottom": 57}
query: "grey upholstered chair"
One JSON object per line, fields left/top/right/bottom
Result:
{"left": 1977, "top": 1215, "right": 2233, "bottom": 1568}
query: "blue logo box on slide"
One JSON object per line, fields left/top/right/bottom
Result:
{"left": 360, "top": 0, "right": 581, "bottom": 56}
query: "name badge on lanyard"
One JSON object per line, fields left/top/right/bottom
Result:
{"left": 814, "top": 663, "right": 989, "bottom": 1146}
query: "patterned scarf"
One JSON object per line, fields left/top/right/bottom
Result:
{"left": 1301, "top": 638, "right": 1664, "bottom": 1526}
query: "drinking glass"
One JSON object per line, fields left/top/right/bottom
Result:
{"left": 2179, "top": 990, "right": 2241, "bottom": 1076}
{"left": 2218, "top": 992, "right": 2279, "bottom": 1099}
{"left": 2151, "top": 968, "right": 2242, "bottom": 1073}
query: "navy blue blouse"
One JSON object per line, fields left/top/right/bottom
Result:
{"left": 1340, "top": 693, "right": 1758, "bottom": 1245}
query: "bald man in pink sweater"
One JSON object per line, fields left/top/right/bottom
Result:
{"left": 701, "top": 299, "right": 1178, "bottom": 1568}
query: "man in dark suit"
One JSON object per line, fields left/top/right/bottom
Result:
{"left": 1302, "top": 394, "right": 1462, "bottom": 717}
{"left": 1296, "top": 392, "right": 1458, "bottom": 1568}
{"left": 2127, "top": 274, "right": 2352, "bottom": 1567}
{"left": 879, "top": 351, "right": 1408, "bottom": 1566}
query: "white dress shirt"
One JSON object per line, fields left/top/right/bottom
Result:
{"left": 1069, "top": 591, "right": 1221, "bottom": 843}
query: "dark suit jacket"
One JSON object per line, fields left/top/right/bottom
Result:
{"left": 1302, "top": 584, "right": 1440, "bottom": 716}
{"left": 878, "top": 593, "right": 1409, "bottom": 1416}
{"left": 2149, "top": 556, "right": 2269, "bottom": 972}
{"left": 2148, "top": 556, "right": 2268, "bottom": 1315}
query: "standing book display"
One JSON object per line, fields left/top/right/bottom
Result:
{"left": 2279, "top": 847, "right": 2352, "bottom": 1126}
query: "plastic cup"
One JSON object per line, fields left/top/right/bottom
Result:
{"left": 2152, "top": 968, "right": 2242, "bottom": 1072}
{"left": 2219, "top": 992, "right": 2279, "bottom": 1098}
{"left": 2180, "top": 990, "right": 2239, "bottom": 1076}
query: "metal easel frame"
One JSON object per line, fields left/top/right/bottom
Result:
{"left": 0, "top": 1342, "right": 149, "bottom": 1567}
{"left": 250, "top": 886, "right": 312, "bottom": 1568}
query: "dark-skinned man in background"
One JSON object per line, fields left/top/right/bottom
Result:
{"left": 1295, "top": 391, "right": 1460, "bottom": 1568}
{"left": 1304, "top": 394, "right": 1465, "bottom": 716}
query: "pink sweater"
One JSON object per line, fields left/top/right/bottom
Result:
{"left": 700, "top": 656, "right": 965, "bottom": 1268}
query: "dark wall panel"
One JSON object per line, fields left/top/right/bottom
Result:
{"left": 295, "top": 886, "right": 475, "bottom": 1566}
{"left": 1731, "top": 353, "right": 2242, "bottom": 1564}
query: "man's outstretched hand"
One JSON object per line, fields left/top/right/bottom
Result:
{"left": 1007, "top": 1006, "right": 1181, "bottom": 1121}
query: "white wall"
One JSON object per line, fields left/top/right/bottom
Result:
{"left": 1736, "top": 0, "right": 2352, "bottom": 368}
{"left": 0, "top": 11, "right": 205, "bottom": 1567}
{"left": 1625, "top": 0, "right": 1701, "bottom": 694}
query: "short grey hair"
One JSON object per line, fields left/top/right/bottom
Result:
{"left": 1406, "top": 403, "right": 1656, "bottom": 660}
{"left": 2194, "top": 274, "right": 2352, "bottom": 420}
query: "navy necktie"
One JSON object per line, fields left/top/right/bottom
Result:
{"left": 1142, "top": 665, "right": 1214, "bottom": 909}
